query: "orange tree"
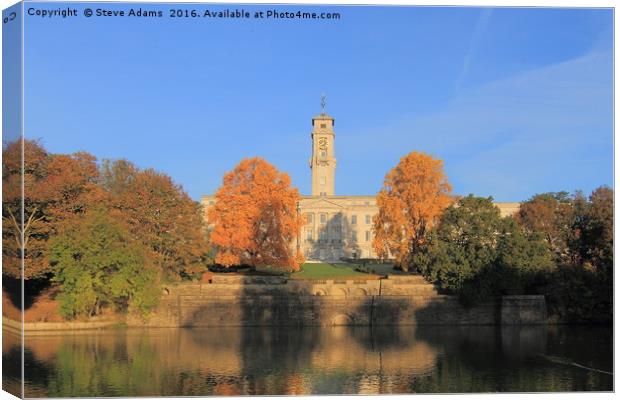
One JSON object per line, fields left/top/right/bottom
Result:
{"left": 373, "top": 151, "right": 452, "bottom": 271}
{"left": 2, "top": 140, "right": 105, "bottom": 280}
{"left": 207, "top": 157, "right": 304, "bottom": 270}
{"left": 3, "top": 139, "right": 50, "bottom": 279}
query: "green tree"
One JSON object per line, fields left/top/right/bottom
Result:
{"left": 494, "top": 217, "right": 555, "bottom": 295}
{"left": 574, "top": 186, "right": 613, "bottom": 275}
{"left": 413, "top": 196, "right": 502, "bottom": 295}
{"left": 515, "top": 186, "right": 613, "bottom": 323}
{"left": 49, "top": 209, "right": 159, "bottom": 319}
{"left": 413, "top": 195, "right": 553, "bottom": 304}
{"left": 543, "top": 186, "right": 614, "bottom": 323}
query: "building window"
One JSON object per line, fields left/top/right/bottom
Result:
{"left": 306, "top": 213, "right": 313, "bottom": 224}
{"left": 320, "top": 176, "right": 326, "bottom": 185}
{"left": 365, "top": 231, "right": 370, "bottom": 242}
{"left": 320, "top": 192, "right": 326, "bottom": 196}
{"left": 320, "top": 123, "right": 326, "bottom": 128}
{"left": 365, "top": 215, "right": 371, "bottom": 224}
{"left": 351, "top": 215, "right": 357, "bottom": 225}
{"left": 320, "top": 213, "right": 327, "bottom": 224}
{"left": 306, "top": 230, "right": 313, "bottom": 241}
{"left": 320, "top": 230, "right": 328, "bottom": 241}
{"left": 209, "top": 201, "right": 215, "bottom": 205}
{"left": 351, "top": 231, "right": 357, "bottom": 242}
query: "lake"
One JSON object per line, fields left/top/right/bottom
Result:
{"left": 3, "top": 324, "right": 613, "bottom": 396}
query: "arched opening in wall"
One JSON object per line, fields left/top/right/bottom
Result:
{"left": 334, "top": 288, "right": 347, "bottom": 297}
{"left": 331, "top": 314, "right": 353, "bottom": 326}
{"left": 162, "top": 288, "right": 170, "bottom": 296}
{"left": 313, "top": 289, "right": 327, "bottom": 296}
{"left": 353, "top": 288, "right": 367, "bottom": 296}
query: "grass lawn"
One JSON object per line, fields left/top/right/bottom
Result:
{"left": 290, "top": 263, "right": 375, "bottom": 280}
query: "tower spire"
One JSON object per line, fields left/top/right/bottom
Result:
{"left": 320, "top": 93, "right": 326, "bottom": 115}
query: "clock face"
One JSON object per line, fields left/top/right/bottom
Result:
{"left": 318, "top": 137, "right": 328, "bottom": 151}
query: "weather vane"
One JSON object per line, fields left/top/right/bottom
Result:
{"left": 320, "top": 93, "right": 326, "bottom": 114}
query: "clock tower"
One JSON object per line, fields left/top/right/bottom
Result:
{"left": 310, "top": 108, "right": 336, "bottom": 196}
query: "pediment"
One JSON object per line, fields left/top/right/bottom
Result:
{"left": 300, "top": 197, "right": 346, "bottom": 210}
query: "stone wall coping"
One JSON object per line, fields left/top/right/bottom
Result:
{"left": 2, "top": 316, "right": 118, "bottom": 334}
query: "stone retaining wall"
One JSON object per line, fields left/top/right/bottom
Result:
{"left": 5, "top": 275, "right": 547, "bottom": 331}
{"left": 132, "top": 275, "right": 546, "bottom": 327}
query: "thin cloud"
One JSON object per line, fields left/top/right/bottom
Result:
{"left": 340, "top": 50, "right": 612, "bottom": 201}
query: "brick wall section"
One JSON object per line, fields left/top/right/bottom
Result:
{"left": 130, "top": 275, "right": 547, "bottom": 327}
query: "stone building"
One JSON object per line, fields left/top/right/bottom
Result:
{"left": 202, "top": 110, "right": 520, "bottom": 262}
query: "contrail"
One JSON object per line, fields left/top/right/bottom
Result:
{"left": 455, "top": 8, "right": 493, "bottom": 93}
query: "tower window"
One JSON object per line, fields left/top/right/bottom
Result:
{"left": 320, "top": 123, "right": 326, "bottom": 128}
{"left": 320, "top": 176, "right": 326, "bottom": 185}
{"left": 320, "top": 150, "right": 327, "bottom": 157}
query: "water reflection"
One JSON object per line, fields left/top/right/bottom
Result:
{"left": 3, "top": 325, "right": 613, "bottom": 396}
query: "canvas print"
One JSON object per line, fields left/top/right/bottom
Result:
{"left": 1, "top": 1, "right": 614, "bottom": 397}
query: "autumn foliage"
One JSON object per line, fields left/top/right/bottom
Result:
{"left": 2, "top": 140, "right": 210, "bottom": 318}
{"left": 2, "top": 140, "right": 105, "bottom": 279}
{"left": 102, "top": 160, "right": 210, "bottom": 280}
{"left": 373, "top": 151, "right": 453, "bottom": 271}
{"left": 208, "top": 158, "right": 304, "bottom": 270}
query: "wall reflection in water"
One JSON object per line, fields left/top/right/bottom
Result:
{"left": 3, "top": 324, "right": 612, "bottom": 396}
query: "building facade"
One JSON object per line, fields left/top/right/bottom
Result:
{"left": 202, "top": 110, "right": 520, "bottom": 262}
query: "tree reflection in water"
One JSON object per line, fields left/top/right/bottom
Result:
{"left": 2, "top": 324, "right": 612, "bottom": 397}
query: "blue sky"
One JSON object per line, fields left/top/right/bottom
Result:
{"left": 22, "top": 4, "right": 613, "bottom": 201}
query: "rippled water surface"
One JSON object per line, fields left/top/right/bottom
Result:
{"left": 3, "top": 325, "right": 613, "bottom": 396}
